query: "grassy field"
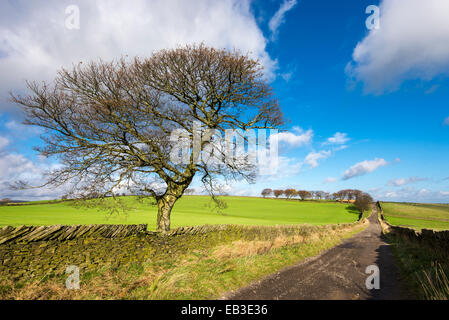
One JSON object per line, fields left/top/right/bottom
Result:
{"left": 381, "top": 202, "right": 449, "bottom": 230}
{"left": 0, "top": 196, "right": 359, "bottom": 230}
{"left": 0, "top": 196, "right": 366, "bottom": 299}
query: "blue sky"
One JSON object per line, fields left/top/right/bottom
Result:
{"left": 1, "top": 0, "right": 449, "bottom": 202}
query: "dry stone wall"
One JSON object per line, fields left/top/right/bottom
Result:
{"left": 377, "top": 202, "right": 449, "bottom": 249}
{"left": 0, "top": 224, "right": 150, "bottom": 280}
{"left": 0, "top": 224, "right": 148, "bottom": 244}
{"left": 0, "top": 221, "right": 362, "bottom": 281}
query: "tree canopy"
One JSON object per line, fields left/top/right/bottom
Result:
{"left": 11, "top": 44, "right": 284, "bottom": 231}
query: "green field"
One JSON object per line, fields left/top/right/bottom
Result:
{"left": 381, "top": 202, "right": 449, "bottom": 230}
{"left": 0, "top": 196, "right": 359, "bottom": 230}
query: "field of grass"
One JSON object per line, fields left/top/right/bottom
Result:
{"left": 381, "top": 202, "right": 449, "bottom": 231}
{"left": 0, "top": 196, "right": 359, "bottom": 230}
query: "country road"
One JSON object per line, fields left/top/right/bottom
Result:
{"left": 225, "top": 205, "right": 412, "bottom": 300}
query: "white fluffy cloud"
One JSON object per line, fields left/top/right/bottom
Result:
{"left": 387, "top": 176, "right": 428, "bottom": 187}
{"left": 0, "top": 153, "right": 39, "bottom": 181}
{"left": 257, "top": 152, "right": 303, "bottom": 180}
{"left": 304, "top": 150, "right": 331, "bottom": 169}
{"left": 343, "top": 158, "right": 388, "bottom": 180}
{"left": 347, "top": 0, "right": 449, "bottom": 93}
{"left": 0, "top": 0, "right": 276, "bottom": 112}
{"left": 272, "top": 126, "right": 313, "bottom": 147}
{"left": 324, "top": 132, "right": 350, "bottom": 145}
{"left": 268, "top": 0, "right": 297, "bottom": 40}
{"left": 0, "top": 134, "right": 65, "bottom": 199}
{"left": 267, "top": 155, "right": 302, "bottom": 179}
{"left": 0, "top": 152, "right": 65, "bottom": 200}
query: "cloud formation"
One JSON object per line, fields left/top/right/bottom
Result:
{"left": 257, "top": 154, "right": 303, "bottom": 180}
{"left": 273, "top": 126, "right": 313, "bottom": 147}
{"left": 304, "top": 150, "right": 331, "bottom": 169}
{"left": 0, "top": 0, "right": 275, "bottom": 113}
{"left": 324, "top": 132, "right": 350, "bottom": 145}
{"left": 374, "top": 187, "right": 449, "bottom": 202}
{"left": 387, "top": 176, "right": 428, "bottom": 187}
{"left": 347, "top": 0, "right": 449, "bottom": 93}
{"left": 0, "top": 151, "right": 64, "bottom": 200}
{"left": 0, "top": 132, "right": 66, "bottom": 200}
{"left": 268, "top": 0, "right": 297, "bottom": 40}
{"left": 343, "top": 158, "right": 388, "bottom": 180}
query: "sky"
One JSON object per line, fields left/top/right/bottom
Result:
{"left": 0, "top": 0, "right": 449, "bottom": 202}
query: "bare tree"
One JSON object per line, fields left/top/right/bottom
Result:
{"left": 339, "top": 189, "right": 350, "bottom": 202}
{"left": 261, "top": 188, "right": 273, "bottom": 198}
{"left": 297, "top": 190, "right": 311, "bottom": 201}
{"left": 337, "top": 189, "right": 363, "bottom": 203}
{"left": 273, "top": 189, "right": 284, "bottom": 198}
{"left": 313, "top": 190, "right": 326, "bottom": 200}
{"left": 329, "top": 190, "right": 365, "bottom": 203}
{"left": 11, "top": 44, "right": 283, "bottom": 232}
{"left": 284, "top": 189, "right": 297, "bottom": 199}
{"left": 352, "top": 189, "right": 363, "bottom": 201}
{"left": 354, "top": 192, "right": 373, "bottom": 215}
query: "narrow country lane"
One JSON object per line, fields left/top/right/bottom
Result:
{"left": 224, "top": 205, "right": 411, "bottom": 300}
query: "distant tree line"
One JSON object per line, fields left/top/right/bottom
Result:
{"left": 59, "top": 188, "right": 197, "bottom": 200}
{"left": 261, "top": 189, "right": 332, "bottom": 201}
{"left": 260, "top": 188, "right": 373, "bottom": 214}
{"left": 0, "top": 198, "right": 11, "bottom": 206}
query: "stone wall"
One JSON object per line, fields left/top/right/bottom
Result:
{"left": 0, "top": 224, "right": 148, "bottom": 244}
{"left": 377, "top": 201, "right": 449, "bottom": 249}
{"left": 0, "top": 221, "right": 362, "bottom": 281}
{"left": 0, "top": 224, "right": 150, "bottom": 280}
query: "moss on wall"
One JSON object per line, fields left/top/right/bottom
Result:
{"left": 0, "top": 222, "right": 362, "bottom": 281}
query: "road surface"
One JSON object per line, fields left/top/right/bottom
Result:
{"left": 224, "top": 206, "right": 411, "bottom": 300}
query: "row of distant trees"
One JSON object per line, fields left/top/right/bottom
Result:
{"left": 261, "top": 188, "right": 373, "bottom": 213}
{"left": 0, "top": 198, "right": 11, "bottom": 206}
{"left": 332, "top": 189, "right": 366, "bottom": 202}
{"left": 262, "top": 188, "right": 366, "bottom": 201}
{"left": 261, "top": 189, "right": 333, "bottom": 200}
{"left": 60, "top": 188, "right": 197, "bottom": 201}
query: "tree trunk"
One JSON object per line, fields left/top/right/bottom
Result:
{"left": 155, "top": 173, "right": 195, "bottom": 232}
{"left": 156, "top": 194, "right": 178, "bottom": 232}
